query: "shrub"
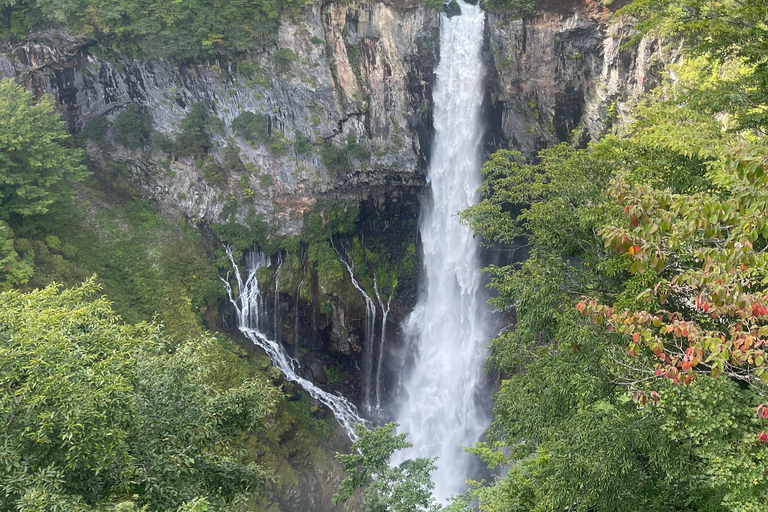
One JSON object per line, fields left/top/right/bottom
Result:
{"left": 232, "top": 111, "right": 270, "bottom": 143}
{"left": 321, "top": 142, "right": 349, "bottom": 176}
{"left": 114, "top": 104, "right": 152, "bottom": 150}
{"left": 176, "top": 103, "right": 213, "bottom": 157}
{"left": 81, "top": 115, "right": 109, "bottom": 142}
{"left": 274, "top": 48, "right": 297, "bottom": 74}
{"left": 294, "top": 131, "right": 312, "bottom": 154}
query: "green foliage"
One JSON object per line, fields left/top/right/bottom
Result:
{"left": 212, "top": 214, "right": 274, "bottom": 256}
{"left": 273, "top": 48, "right": 297, "bottom": 74}
{"left": 0, "top": 78, "right": 87, "bottom": 220}
{"left": 176, "top": 103, "right": 215, "bottom": 157}
{"left": 267, "top": 131, "right": 291, "bottom": 157}
{"left": 346, "top": 132, "right": 370, "bottom": 160}
{"left": 458, "top": 83, "right": 768, "bottom": 509}
{"left": 333, "top": 424, "right": 441, "bottom": 512}
{"left": 294, "top": 130, "right": 312, "bottom": 154}
{"left": 200, "top": 159, "right": 226, "bottom": 187}
{"left": 621, "top": 0, "right": 768, "bottom": 132}
{"left": 81, "top": 114, "right": 110, "bottom": 142}
{"left": 0, "top": 279, "right": 276, "bottom": 511}
{"left": 113, "top": 103, "right": 152, "bottom": 150}
{"left": 0, "top": 219, "right": 33, "bottom": 290}
{"left": 222, "top": 142, "right": 246, "bottom": 174}
{"left": 16, "top": 192, "right": 224, "bottom": 342}
{"left": 232, "top": 111, "right": 270, "bottom": 144}
{"left": 481, "top": 0, "right": 537, "bottom": 19}
{"left": 300, "top": 200, "right": 358, "bottom": 245}
{"left": 1, "top": 0, "right": 315, "bottom": 61}
{"left": 583, "top": 142, "right": 768, "bottom": 386}
{"left": 321, "top": 142, "right": 349, "bottom": 176}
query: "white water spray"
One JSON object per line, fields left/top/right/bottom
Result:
{"left": 394, "top": 0, "right": 490, "bottom": 501}
{"left": 223, "top": 247, "right": 367, "bottom": 440}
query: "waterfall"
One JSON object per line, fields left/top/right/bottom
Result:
{"left": 223, "top": 247, "right": 367, "bottom": 440}
{"left": 333, "top": 240, "right": 378, "bottom": 414}
{"left": 294, "top": 249, "right": 306, "bottom": 359}
{"left": 393, "top": 0, "right": 490, "bottom": 501}
{"left": 372, "top": 278, "right": 391, "bottom": 412}
{"left": 273, "top": 253, "right": 283, "bottom": 341}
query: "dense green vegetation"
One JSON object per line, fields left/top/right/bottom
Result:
{"left": 0, "top": 0, "right": 314, "bottom": 61}
{"left": 335, "top": 1, "right": 768, "bottom": 511}
{"left": 0, "top": 79, "right": 87, "bottom": 222}
{"left": 334, "top": 424, "right": 441, "bottom": 512}
{"left": 0, "top": 76, "right": 354, "bottom": 511}
{"left": 5, "top": 0, "right": 768, "bottom": 510}
{"left": 0, "top": 279, "right": 276, "bottom": 511}
{"left": 456, "top": 1, "right": 768, "bottom": 510}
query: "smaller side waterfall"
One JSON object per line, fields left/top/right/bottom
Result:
{"left": 372, "top": 278, "right": 391, "bottom": 412}
{"left": 333, "top": 240, "right": 378, "bottom": 414}
{"left": 223, "top": 247, "right": 366, "bottom": 440}
{"left": 273, "top": 253, "right": 283, "bottom": 341}
{"left": 294, "top": 250, "right": 307, "bottom": 358}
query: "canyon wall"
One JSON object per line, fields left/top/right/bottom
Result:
{"left": 0, "top": 2, "right": 675, "bottom": 509}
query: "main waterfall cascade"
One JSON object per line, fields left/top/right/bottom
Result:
{"left": 223, "top": 247, "right": 367, "bottom": 440}
{"left": 223, "top": 0, "right": 491, "bottom": 497}
{"left": 393, "top": 0, "right": 491, "bottom": 501}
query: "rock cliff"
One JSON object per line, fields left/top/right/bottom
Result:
{"left": 0, "top": 1, "right": 438, "bottom": 231}
{"left": 0, "top": 2, "right": 676, "bottom": 509}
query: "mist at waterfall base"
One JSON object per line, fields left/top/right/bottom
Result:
{"left": 392, "top": 0, "right": 493, "bottom": 503}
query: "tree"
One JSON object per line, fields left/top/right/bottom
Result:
{"left": 0, "top": 278, "right": 276, "bottom": 511}
{"left": 0, "top": 78, "right": 87, "bottom": 220}
{"left": 582, "top": 142, "right": 768, "bottom": 388}
{"left": 458, "top": 91, "right": 768, "bottom": 509}
{"left": 333, "top": 423, "right": 441, "bottom": 512}
{"left": 621, "top": 0, "right": 768, "bottom": 132}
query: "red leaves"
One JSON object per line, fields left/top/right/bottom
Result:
{"left": 759, "top": 432, "right": 768, "bottom": 442}
{"left": 632, "top": 390, "right": 660, "bottom": 407}
{"left": 758, "top": 404, "right": 768, "bottom": 419}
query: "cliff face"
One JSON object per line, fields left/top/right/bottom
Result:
{"left": 486, "top": 4, "right": 673, "bottom": 157}
{"left": 0, "top": 1, "right": 672, "bottom": 232}
{"left": 0, "top": 1, "right": 438, "bottom": 232}
{"left": 0, "top": 3, "right": 675, "bottom": 510}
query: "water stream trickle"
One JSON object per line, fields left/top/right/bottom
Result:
{"left": 223, "top": 247, "right": 367, "bottom": 440}
{"left": 333, "top": 240, "right": 378, "bottom": 414}
{"left": 393, "top": 0, "right": 491, "bottom": 501}
{"left": 372, "top": 278, "right": 392, "bottom": 412}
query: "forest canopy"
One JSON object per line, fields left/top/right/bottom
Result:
{"left": 0, "top": 279, "right": 276, "bottom": 512}
{"left": 0, "top": 0, "right": 314, "bottom": 60}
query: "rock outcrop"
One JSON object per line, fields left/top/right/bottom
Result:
{"left": 0, "top": 1, "right": 439, "bottom": 232}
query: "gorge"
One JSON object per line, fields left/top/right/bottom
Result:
{"left": 0, "top": 0, "right": 679, "bottom": 509}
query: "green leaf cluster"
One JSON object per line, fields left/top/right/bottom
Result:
{"left": 1, "top": 0, "right": 315, "bottom": 61}
{"left": 0, "top": 279, "right": 277, "bottom": 511}
{"left": 621, "top": 0, "right": 768, "bottom": 132}
{"left": 457, "top": 74, "right": 768, "bottom": 509}
{"left": 333, "top": 423, "right": 441, "bottom": 512}
{"left": 0, "top": 78, "right": 87, "bottom": 221}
